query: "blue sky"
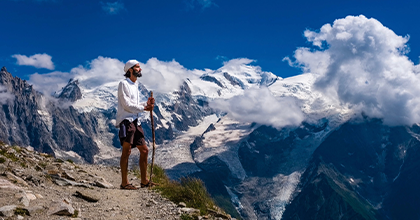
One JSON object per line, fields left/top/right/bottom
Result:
{"left": 1, "top": 0, "right": 420, "bottom": 79}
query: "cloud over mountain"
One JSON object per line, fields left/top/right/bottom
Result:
{"left": 0, "top": 85, "right": 15, "bottom": 104}
{"left": 287, "top": 15, "right": 420, "bottom": 126}
{"left": 210, "top": 87, "right": 304, "bottom": 128}
{"left": 12, "top": 53, "right": 55, "bottom": 70}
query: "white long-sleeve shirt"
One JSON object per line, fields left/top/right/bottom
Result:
{"left": 116, "top": 78, "right": 147, "bottom": 126}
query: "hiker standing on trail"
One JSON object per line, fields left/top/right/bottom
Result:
{"left": 116, "top": 60, "right": 155, "bottom": 190}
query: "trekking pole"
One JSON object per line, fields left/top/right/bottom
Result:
{"left": 149, "top": 91, "right": 156, "bottom": 187}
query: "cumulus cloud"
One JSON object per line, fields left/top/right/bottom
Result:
{"left": 0, "top": 85, "right": 15, "bottom": 104}
{"left": 28, "top": 56, "right": 124, "bottom": 95}
{"left": 184, "top": 0, "right": 216, "bottom": 10}
{"left": 101, "top": 1, "right": 125, "bottom": 15}
{"left": 210, "top": 87, "right": 305, "bottom": 128}
{"left": 287, "top": 15, "right": 420, "bottom": 126}
{"left": 12, "top": 53, "right": 55, "bottom": 70}
{"left": 141, "top": 58, "right": 202, "bottom": 94}
{"left": 29, "top": 71, "right": 72, "bottom": 96}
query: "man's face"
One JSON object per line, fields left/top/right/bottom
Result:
{"left": 131, "top": 64, "right": 142, "bottom": 77}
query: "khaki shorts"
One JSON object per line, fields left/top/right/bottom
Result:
{"left": 119, "top": 119, "right": 147, "bottom": 148}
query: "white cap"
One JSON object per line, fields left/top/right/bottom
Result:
{"left": 124, "top": 60, "right": 140, "bottom": 73}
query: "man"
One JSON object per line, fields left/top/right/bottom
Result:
{"left": 116, "top": 59, "right": 155, "bottom": 190}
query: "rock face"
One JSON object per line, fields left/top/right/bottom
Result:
{"left": 4, "top": 65, "right": 420, "bottom": 220}
{"left": 0, "top": 67, "right": 56, "bottom": 156}
{"left": 0, "top": 67, "right": 212, "bottom": 163}
{"left": 282, "top": 118, "right": 420, "bottom": 220}
{"left": 56, "top": 79, "right": 82, "bottom": 102}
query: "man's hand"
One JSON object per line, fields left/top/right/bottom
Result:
{"left": 147, "top": 97, "right": 155, "bottom": 106}
{"left": 144, "top": 104, "right": 154, "bottom": 111}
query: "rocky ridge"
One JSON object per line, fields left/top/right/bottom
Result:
{"left": 0, "top": 142, "right": 233, "bottom": 220}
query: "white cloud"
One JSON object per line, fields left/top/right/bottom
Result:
{"left": 0, "top": 85, "right": 15, "bottom": 104}
{"left": 210, "top": 87, "right": 305, "bottom": 129}
{"left": 28, "top": 56, "right": 124, "bottom": 95}
{"left": 141, "top": 58, "right": 202, "bottom": 94}
{"left": 29, "top": 71, "right": 72, "bottom": 96}
{"left": 185, "top": 0, "right": 216, "bottom": 10}
{"left": 287, "top": 15, "right": 420, "bottom": 126}
{"left": 12, "top": 53, "right": 55, "bottom": 70}
{"left": 101, "top": 1, "right": 125, "bottom": 15}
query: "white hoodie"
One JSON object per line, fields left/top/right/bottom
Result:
{"left": 116, "top": 78, "right": 147, "bottom": 126}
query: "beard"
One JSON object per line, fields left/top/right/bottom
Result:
{"left": 133, "top": 69, "right": 142, "bottom": 78}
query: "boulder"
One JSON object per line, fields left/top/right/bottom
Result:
{"left": 47, "top": 199, "right": 75, "bottom": 216}
{"left": 0, "top": 205, "right": 17, "bottom": 217}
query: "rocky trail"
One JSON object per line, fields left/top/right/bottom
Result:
{"left": 0, "top": 143, "right": 232, "bottom": 220}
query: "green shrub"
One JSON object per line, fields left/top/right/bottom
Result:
{"left": 0, "top": 157, "right": 5, "bottom": 163}
{"left": 66, "top": 159, "right": 74, "bottom": 164}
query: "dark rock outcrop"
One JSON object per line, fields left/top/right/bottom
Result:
{"left": 283, "top": 118, "right": 420, "bottom": 220}
{"left": 200, "top": 75, "right": 225, "bottom": 88}
{"left": 223, "top": 72, "right": 245, "bottom": 89}
{"left": 56, "top": 79, "right": 82, "bottom": 102}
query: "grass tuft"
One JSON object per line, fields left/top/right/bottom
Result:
{"left": 0, "top": 149, "right": 19, "bottom": 162}
{"left": 0, "top": 157, "right": 5, "bottom": 163}
{"left": 139, "top": 164, "right": 218, "bottom": 215}
{"left": 72, "top": 209, "right": 79, "bottom": 218}
{"left": 20, "top": 161, "right": 27, "bottom": 168}
{"left": 14, "top": 207, "right": 29, "bottom": 216}
{"left": 12, "top": 145, "right": 22, "bottom": 154}
{"left": 180, "top": 213, "right": 198, "bottom": 220}
{"left": 66, "top": 159, "right": 74, "bottom": 164}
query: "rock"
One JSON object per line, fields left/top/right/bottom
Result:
{"left": 4, "top": 171, "right": 28, "bottom": 186}
{"left": 181, "top": 207, "right": 200, "bottom": 215}
{"left": 149, "top": 199, "right": 158, "bottom": 205}
{"left": 0, "top": 178, "right": 21, "bottom": 190}
{"left": 12, "top": 168, "right": 25, "bottom": 177}
{"left": 0, "top": 205, "right": 17, "bottom": 217}
{"left": 61, "top": 170, "right": 76, "bottom": 181}
{"left": 94, "top": 178, "right": 113, "bottom": 189}
{"left": 74, "top": 190, "right": 100, "bottom": 202}
{"left": 25, "top": 175, "right": 42, "bottom": 186}
{"left": 0, "top": 163, "right": 7, "bottom": 174}
{"left": 51, "top": 175, "right": 90, "bottom": 188}
{"left": 20, "top": 196, "right": 30, "bottom": 206}
{"left": 27, "top": 205, "right": 44, "bottom": 216}
{"left": 35, "top": 193, "right": 44, "bottom": 199}
{"left": 178, "top": 202, "right": 187, "bottom": 208}
{"left": 17, "top": 215, "right": 24, "bottom": 219}
{"left": 26, "top": 193, "right": 37, "bottom": 200}
{"left": 207, "top": 208, "right": 231, "bottom": 219}
{"left": 47, "top": 199, "right": 75, "bottom": 216}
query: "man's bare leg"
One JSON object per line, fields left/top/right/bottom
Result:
{"left": 136, "top": 144, "right": 149, "bottom": 184}
{"left": 120, "top": 142, "right": 132, "bottom": 186}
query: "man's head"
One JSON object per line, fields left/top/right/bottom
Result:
{"left": 124, "top": 60, "right": 142, "bottom": 78}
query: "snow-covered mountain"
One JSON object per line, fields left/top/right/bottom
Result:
{"left": 50, "top": 62, "right": 352, "bottom": 219}
{"left": 2, "top": 61, "right": 420, "bottom": 219}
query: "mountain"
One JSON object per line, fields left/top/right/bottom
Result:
{"left": 282, "top": 118, "right": 420, "bottom": 220}
{"left": 2, "top": 64, "right": 420, "bottom": 220}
